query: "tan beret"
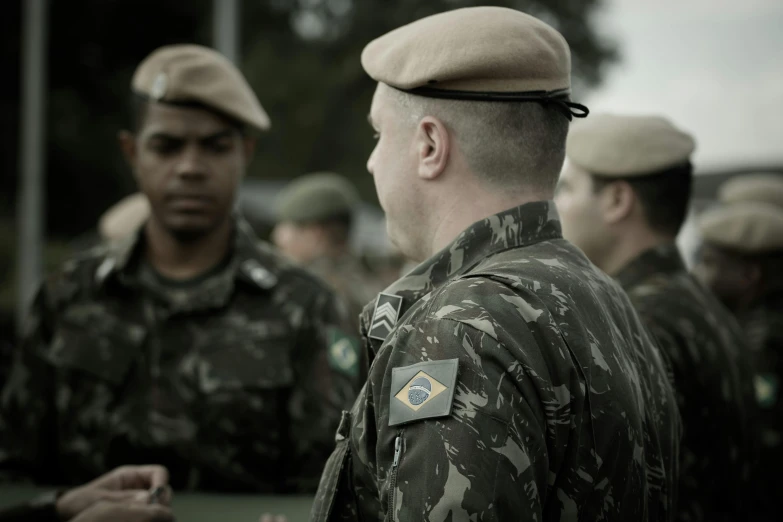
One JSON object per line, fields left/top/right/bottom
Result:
{"left": 718, "top": 173, "right": 783, "bottom": 208}
{"left": 567, "top": 113, "right": 695, "bottom": 177}
{"left": 132, "top": 44, "right": 270, "bottom": 131}
{"left": 362, "top": 7, "right": 575, "bottom": 104}
{"left": 277, "top": 172, "right": 359, "bottom": 223}
{"left": 699, "top": 203, "right": 783, "bottom": 254}
{"left": 98, "top": 193, "right": 150, "bottom": 241}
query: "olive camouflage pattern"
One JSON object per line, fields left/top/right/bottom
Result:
{"left": 311, "top": 201, "right": 682, "bottom": 522}
{"left": 616, "top": 243, "right": 757, "bottom": 521}
{"left": 736, "top": 290, "right": 783, "bottom": 520}
{"left": 0, "top": 219, "right": 360, "bottom": 493}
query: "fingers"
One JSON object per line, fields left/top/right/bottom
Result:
{"left": 102, "top": 465, "right": 171, "bottom": 490}
{"left": 71, "top": 501, "right": 175, "bottom": 522}
{"left": 259, "top": 515, "right": 288, "bottom": 522}
{"left": 100, "top": 489, "right": 152, "bottom": 504}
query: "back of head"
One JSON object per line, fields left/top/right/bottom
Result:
{"left": 567, "top": 113, "right": 696, "bottom": 236}
{"left": 99, "top": 193, "right": 150, "bottom": 242}
{"left": 718, "top": 173, "right": 783, "bottom": 208}
{"left": 362, "top": 6, "right": 586, "bottom": 195}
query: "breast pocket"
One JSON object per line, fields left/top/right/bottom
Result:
{"left": 45, "top": 303, "right": 145, "bottom": 386}
{"left": 194, "top": 327, "right": 296, "bottom": 465}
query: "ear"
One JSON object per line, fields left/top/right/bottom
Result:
{"left": 415, "top": 116, "right": 450, "bottom": 181}
{"left": 599, "top": 180, "right": 635, "bottom": 225}
{"left": 241, "top": 136, "right": 256, "bottom": 172}
{"left": 118, "top": 130, "right": 138, "bottom": 179}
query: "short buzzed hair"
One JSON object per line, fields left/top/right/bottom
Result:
{"left": 390, "top": 88, "right": 569, "bottom": 193}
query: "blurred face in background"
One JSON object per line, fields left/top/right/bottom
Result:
{"left": 120, "top": 103, "right": 254, "bottom": 242}
{"left": 366, "top": 84, "right": 430, "bottom": 261}
{"left": 272, "top": 221, "right": 327, "bottom": 264}
{"left": 555, "top": 161, "right": 616, "bottom": 267}
{"left": 693, "top": 243, "right": 759, "bottom": 311}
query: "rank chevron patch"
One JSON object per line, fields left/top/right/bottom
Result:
{"left": 368, "top": 293, "right": 403, "bottom": 341}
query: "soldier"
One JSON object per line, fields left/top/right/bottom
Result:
{"left": 0, "top": 45, "right": 357, "bottom": 493}
{"left": 694, "top": 202, "right": 783, "bottom": 521}
{"left": 718, "top": 173, "right": 783, "bottom": 208}
{"left": 310, "top": 7, "right": 680, "bottom": 522}
{"left": 555, "top": 113, "right": 757, "bottom": 521}
{"left": 272, "top": 172, "right": 384, "bottom": 332}
{"left": 98, "top": 193, "right": 150, "bottom": 243}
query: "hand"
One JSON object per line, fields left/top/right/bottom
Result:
{"left": 259, "top": 515, "right": 287, "bottom": 522}
{"left": 56, "top": 465, "right": 172, "bottom": 520}
{"left": 70, "top": 501, "right": 174, "bottom": 522}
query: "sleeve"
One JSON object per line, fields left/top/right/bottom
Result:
{"left": 284, "top": 285, "right": 363, "bottom": 493}
{"left": 0, "top": 284, "right": 60, "bottom": 484}
{"left": 377, "top": 316, "right": 551, "bottom": 521}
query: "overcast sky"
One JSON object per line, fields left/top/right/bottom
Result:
{"left": 586, "top": 0, "right": 783, "bottom": 171}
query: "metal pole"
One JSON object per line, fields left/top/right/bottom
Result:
{"left": 16, "top": 0, "right": 48, "bottom": 331}
{"left": 213, "top": 0, "right": 240, "bottom": 64}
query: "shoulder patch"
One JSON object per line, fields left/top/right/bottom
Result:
{"left": 389, "top": 359, "right": 458, "bottom": 427}
{"left": 369, "top": 293, "right": 403, "bottom": 341}
{"left": 327, "top": 327, "right": 360, "bottom": 378}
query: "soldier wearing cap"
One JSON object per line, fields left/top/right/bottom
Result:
{"left": 555, "top": 113, "right": 757, "bottom": 521}
{"left": 310, "top": 8, "right": 680, "bottom": 521}
{"left": 695, "top": 203, "right": 783, "bottom": 521}
{"left": 0, "top": 45, "right": 358, "bottom": 493}
{"left": 272, "top": 172, "right": 384, "bottom": 337}
{"left": 718, "top": 173, "right": 783, "bottom": 209}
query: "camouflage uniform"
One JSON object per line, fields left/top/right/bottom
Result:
{"left": 736, "top": 290, "right": 783, "bottom": 520}
{"left": 616, "top": 243, "right": 757, "bottom": 521}
{"left": 311, "top": 201, "right": 681, "bottom": 522}
{"left": 0, "top": 219, "right": 359, "bottom": 493}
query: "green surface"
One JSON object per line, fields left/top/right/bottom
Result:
{"left": 0, "top": 486, "right": 313, "bottom": 522}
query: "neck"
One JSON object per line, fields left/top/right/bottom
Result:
{"left": 144, "top": 218, "right": 234, "bottom": 280}
{"left": 429, "top": 185, "right": 550, "bottom": 258}
{"left": 601, "top": 227, "right": 674, "bottom": 277}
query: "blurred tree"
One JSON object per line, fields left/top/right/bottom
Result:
{"left": 1, "top": 0, "right": 615, "bottom": 239}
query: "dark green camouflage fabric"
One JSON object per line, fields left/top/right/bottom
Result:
{"left": 311, "top": 201, "right": 681, "bottom": 522}
{"left": 736, "top": 291, "right": 783, "bottom": 520}
{"left": 616, "top": 244, "right": 757, "bottom": 521}
{"left": 0, "top": 219, "right": 358, "bottom": 493}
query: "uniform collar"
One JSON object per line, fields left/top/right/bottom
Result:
{"left": 94, "top": 217, "right": 279, "bottom": 293}
{"left": 361, "top": 200, "right": 562, "bottom": 345}
{"left": 615, "top": 242, "right": 686, "bottom": 291}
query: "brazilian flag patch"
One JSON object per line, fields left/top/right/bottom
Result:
{"left": 754, "top": 373, "right": 779, "bottom": 409}
{"left": 327, "top": 327, "right": 360, "bottom": 378}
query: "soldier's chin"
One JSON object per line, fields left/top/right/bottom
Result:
{"left": 165, "top": 219, "right": 214, "bottom": 243}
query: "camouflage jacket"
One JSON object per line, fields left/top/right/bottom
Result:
{"left": 736, "top": 290, "right": 783, "bottom": 519}
{"left": 0, "top": 220, "right": 360, "bottom": 493}
{"left": 311, "top": 201, "right": 681, "bottom": 522}
{"left": 617, "top": 244, "right": 757, "bottom": 521}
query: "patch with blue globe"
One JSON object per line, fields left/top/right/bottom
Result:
{"left": 408, "top": 377, "right": 432, "bottom": 406}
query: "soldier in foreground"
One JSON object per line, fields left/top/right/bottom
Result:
{"left": 0, "top": 45, "right": 355, "bottom": 493}
{"left": 273, "top": 172, "right": 384, "bottom": 333}
{"left": 555, "top": 114, "right": 756, "bottom": 521}
{"left": 695, "top": 202, "right": 783, "bottom": 521}
{"left": 310, "top": 7, "right": 681, "bottom": 521}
